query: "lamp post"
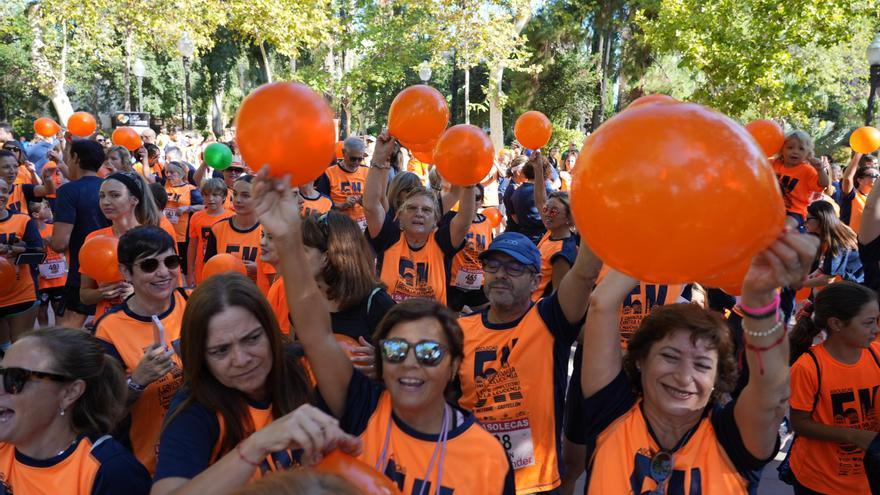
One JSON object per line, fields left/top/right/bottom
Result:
{"left": 133, "top": 58, "right": 146, "bottom": 113}
{"left": 177, "top": 32, "right": 195, "bottom": 130}
{"left": 866, "top": 31, "right": 880, "bottom": 126}
{"left": 418, "top": 60, "right": 432, "bottom": 84}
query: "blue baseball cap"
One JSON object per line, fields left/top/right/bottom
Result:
{"left": 479, "top": 232, "right": 541, "bottom": 272}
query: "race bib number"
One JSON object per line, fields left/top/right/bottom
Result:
{"left": 38, "top": 259, "right": 66, "bottom": 279}
{"left": 357, "top": 217, "right": 368, "bottom": 232}
{"left": 483, "top": 417, "right": 536, "bottom": 470}
{"left": 454, "top": 268, "right": 484, "bottom": 290}
{"left": 164, "top": 208, "right": 179, "bottom": 224}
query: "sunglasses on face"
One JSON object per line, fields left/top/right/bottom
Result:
{"left": 0, "top": 366, "right": 72, "bottom": 394}
{"left": 482, "top": 258, "right": 534, "bottom": 277}
{"left": 379, "top": 338, "right": 448, "bottom": 367}
{"left": 648, "top": 451, "right": 674, "bottom": 495}
{"left": 2, "top": 147, "right": 20, "bottom": 153}
{"left": 134, "top": 255, "right": 182, "bottom": 273}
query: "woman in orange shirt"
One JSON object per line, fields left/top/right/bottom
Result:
{"left": 80, "top": 172, "right": 163, "bottom": 319}
{"left": 163, "top": 161, "right": 203, "bottom": 272}
{"left": 788, "top": 282, "right": 880, "bottom": 495}
{"left": 840, "top": 153, "right": 878, "bottom": 233}
{"left": 531, "top": 152, "right": 577, "bottom": 301}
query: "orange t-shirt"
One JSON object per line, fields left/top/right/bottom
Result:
{"left": 164, "top": 183, "right": 199, "bottom": 242}
{"left": 266, "top": 276, "right": 291, "bottom": 335}
{"left": 848, "top": 189, "right": 868, "bottom": 234}
{"left": 187, "top": 209, "right": 233, "bottom": 285}
{"left": 300, "top": 192, "right": 333, "bottom": 217}
{"left": 377, "top": 232, "right": 453, "bottom": 305}
{"left": 789, "top": 342, "right": 880, "bottom": 494}
{"left": 6, "top": 184, "right": 36, "bottom": 215}
{"left": 204, "top": 217, "right": 262, "bottom": 280}
{"left": 772, "top": 160, "right": 823, "bottom": 217}
{"left": 14, "top": 164, "right": 32, "bottom": 185}
{"left": 37, "top": 222, "right": 67, "bottom": 290}
{"left": 449, "top": 216, "right": 494, "bottom": 292}
{"left": 0, "top": 213, "right": 41, "bottom": 308}
{"left": 323, "top": 165, "right": 369, "bottom": 227}
{"left": 531, "top": 232, "right": 578, "bottom": 301}
{"left": 94, "top": 290, "right": 188, "bottom": 473}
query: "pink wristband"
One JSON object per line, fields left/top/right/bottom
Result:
{"left": 739, "top": 292, "right": 780, "bottom": 315}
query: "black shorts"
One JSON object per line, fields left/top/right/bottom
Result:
{"left": 63, "top": 284, "right": 96, "bottom": 316}
{"left": 0, "top": 300, "right": 38, "bottom": 319}
{"left": 447, "top": 286, "right": 489, "bottom": 312}
{"left": 39, "top": 286, "right": 66, "bottom": 304}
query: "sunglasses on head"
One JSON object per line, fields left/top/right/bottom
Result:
{"left": 134, "top": 254, "right": 182, "bottom": 273}
{"left": 0, "top": 366, "right": 72, "bottom": 394}
{"left": 379, "top": 338, "right": 448, "bottom": 367}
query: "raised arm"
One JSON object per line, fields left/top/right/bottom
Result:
{"left": 364, "top": 132, "right": 394, "bottom": 238}
{"left": 861, "top": 176, "right": 880, "bottom": 244}
{"left": 531, "top": 152, "right": 549, "bottom": 212}
{"left": 555, "top": 240, "right": 603, "bottom": 324}
{"left": 252, "top": 168, "right": 352, "bottom": 419}
{"left": 448, "top": 185, "right": 476, "bottom": 247}
{"left": 580, "top": 269, "right": 638, "bottom": 397}
{"left": 841, "top": 152, "right": 861, "bottom": 195}
{"left": 811, "top": 157, "right": 830, "bottom": 188}
{"left": 734, "top": 230, "right": 819, "bottom": 460}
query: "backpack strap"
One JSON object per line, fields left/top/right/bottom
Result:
{"left": 805, "top": 349, "right": 822, "bottom": 412}
{"left": 868, "top": 345, "right": 880, "bottom": 370}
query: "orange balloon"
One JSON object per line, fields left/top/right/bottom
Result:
{"left": 411, "top": 149, "right": 434, "bottom": 164}
{"left": 745, "top": 119, "right": 785, "bottom": 157}
{"left": 202, "top": 254, "right": 247, "bottom": 280}
{"left": 67, "top": 112, "right": 97, "bottom": 137}
{"left": 433, "top": 125, "right": 494, "bottom": 186}
{"left": 33, "top": 118, "right": 61, "bottom": 138}
{"left": 388, "top": 85, "right": 449, "bottom": 145}
{"left": 514, "top": 111, "right": 552, "bottom": 150}
{"left": 333, "top": 334, "right": 364, "bottom": 358}
{"left": 112, "top": 127, "right": 143, "bottom": 151}
{"left": 334, "top": 141, "right": 344, "bottom": 160}
{"left": 850, "top": 126, "right": 880, "bottom": 154}
{"left": 0, "top": 258, "right": 14, "bottom": 293}
{"left": 79, "top": 235, "right": 123, "bottom": 283}
{"left": 315, "top": 451, "right": 401, "bottom": 495}
{"left": 482, "top": 207, "right": 502, "bottom": 227}
{"left": 570, "top": 103, "right": 785, "bottom": 284}
{"left": 627, "top": 94, "right": 678, "bottom": 109}
{"left": 235, "top": 82, "right": 336, "bottom": 185}
{"left": 405, "top": 137, "right": 438, "bottom": 153}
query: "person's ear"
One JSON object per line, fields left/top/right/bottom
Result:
{"left": 60, "top": 379, "right": 86, "bottom": 412}
{"left": 120, "top": 263, "right": 133, "bottom": 282}
{"left": 826, "top": 317, "right": 845, "bottom": 333}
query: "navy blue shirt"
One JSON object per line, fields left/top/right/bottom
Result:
{"left": 510, "top": 182, "right": 549, "bottom": 244}
{"left": 52, "top": 176, "right": 110, "bottom": 287}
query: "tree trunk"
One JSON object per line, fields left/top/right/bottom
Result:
{"left": 259, "top": 41, "right": 273, "bottom": 83}
{"left": 589, "top": 29, "right": 607, "bottom": 131}
{"left": 27, "top": 4, "right": 74, "bottom": 122}
{"left": 211, "top": 78, "right": 225, "bottom": 135}
{"left": 488, "top": 9, "right": 531, "bottom": 153}
{"left": 464, "top": 66, "right": 470, "bottom": 125}
{"left": 123, "top": 32, "right": 133, "bottom": 111}
{"left": 450, "top": 50, "right": 460, "bottom": 124}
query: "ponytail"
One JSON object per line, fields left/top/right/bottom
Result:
{"left": 790, "top": 282, "right": 877, "bottom": 363}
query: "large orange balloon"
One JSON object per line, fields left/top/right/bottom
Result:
{"left": 433, "top": 125, "right": 494, "bottom": 186}
{"left": 34, "top": 118, "right": 61, "bottom": 138}
{"left": 627, "top": 94, "right": 677, "bottom": 109}
{"left": 67, "top": 112, "right": 97, "bottom": 137}
{"left": 202, "top": 254, "right": 247, "bottom": 280}
{"left": 514, "top": 111, "right": 552, "bottom": 150}
{"left": 388, "top": 85, "right": 449, "bottom": 145}
{"left": 0, "top": 258, "right": 14, "bottom": 293}
{"left": 112, "top": 127, "right": 143, "bottom": 151}
{"left": 79, "top": 236, "right": 122, "bottom": 283}
{"left": 482, "top": 207, "right": 502, "bottom": 227}
{"left": 745, "top": 119, "right": 785, "bottom": 157}
{"left": 410, "top": 149, "right": 434, "bottom": 164}
{"left": 405, "top": 137, "right": 437, "bottom": 153}
{"left": 315, "top": 451, "right": 401, "bottom": 495}
{"left": 850, "top": 126, "right": 880, "bottom": 154}
{"left": 235, "top": 82, "right": 336, "bottom": 185}
{"left": 570, "top": 103, "right": 785, "bottom": 284}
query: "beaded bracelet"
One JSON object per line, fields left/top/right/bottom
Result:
{"left": 743, "top": 319, "right": 784, "bottom": 338}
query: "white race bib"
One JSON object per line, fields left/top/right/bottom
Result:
{"left": 454, "top": 268, "right": 484, "bottom": 290}
{"left": 357, "top": 217, "right": 368, "bottom": 232}
{"left": 38, "top": 259, "right": 67, "bottom": 280}
{"left": 483, "top": 418, "right": 536, "bottom": 470}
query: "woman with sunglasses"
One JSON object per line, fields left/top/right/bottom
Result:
{"left": 93, "top": 226, "right": 186, "bottom": 474}
{"left": 254, "top": 170, "right": 515, "bottom": 495}
{"left": 840, "top": 153, "right": 878, "bottom": 234}
{"left": 530, "top": 152, "right": 577, "bottom": 301}
{"left": 0, "top": 327, "right": 151, "bottom": 494}
{"left": 364, "top": 132, "right": 475, "bottom": 305}
{"left": 163, "top": 161, "right": 203, "bottom": 277}
{"left": 80, "top": 172, "right": 165, "bottom": 319}
{"left": 802, "top": 200, "right": 863, "bottom": 292}
{"left": 580, "top": 231, "right": 818, "bottom": 494}
{"left": 152, "top": 273, "right": 360, "bottom": 495}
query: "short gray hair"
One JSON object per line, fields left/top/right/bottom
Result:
{"left": 343, "top": 136, "right": 366, "bottom": 155}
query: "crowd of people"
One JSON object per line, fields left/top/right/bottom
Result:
{"left": 0, "top": 117, "right": 877, "bottom": 495}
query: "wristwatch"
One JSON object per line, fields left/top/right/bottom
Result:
{"left": 127, "top": 376, "right": 146, "bottom": 392}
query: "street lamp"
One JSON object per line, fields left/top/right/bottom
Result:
{"left": 418, "top": 60, "right": 432, "bottom": 84}
{"left": 177, "top": 32, "right": 195, "bottom": 129}
{"left": 866, "top": 31, "right": 880, "bottom": 126}
{"left": 132, "top": 58, "right": 146, "bottom": 113}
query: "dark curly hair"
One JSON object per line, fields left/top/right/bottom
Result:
{"left": 623, "top": 304, "right": 738, "bottom": 401}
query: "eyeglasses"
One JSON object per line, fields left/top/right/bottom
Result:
{"left": 648, "top": 451, "right": 674, "bottom": 495}
{"left": 134, "top": 255, "right": 182, "bottom": 273}
{"left": 482, "top": 258, "right": 534, "bottom": 277}
{"left": 347, "top": 156, "right": 366, "bottom": 162}
{"left": 379, "top": 338, "right": 448, "bottom": 367}
{"left": 0, "top": 366, "right": 72, "bottom": 394}
{"left": 1, "top": 146, "right": 20, "bottom": 153}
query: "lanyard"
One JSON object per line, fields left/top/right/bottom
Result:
{"left": 375, "top": 405, "right": 450, "bottom": 495}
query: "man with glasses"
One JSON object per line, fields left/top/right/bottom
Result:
{"left": 455, "top": 231, "right": 602, "bottom": 494}
{"left": 316, "top": 136, "right": 370, "bottom": 230}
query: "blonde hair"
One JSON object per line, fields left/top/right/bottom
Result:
{"left": 783, "top": 130, "right": 815, "bottom": 157}
{"left": 397, "top": 187, "right": 441, "bottom": 222}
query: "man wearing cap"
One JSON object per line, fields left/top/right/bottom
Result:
{"left": 316, "top": 136, "right": 370, "bottom": 229}
{"left": 456, "top": 231, "right": 602, "bottom": 494}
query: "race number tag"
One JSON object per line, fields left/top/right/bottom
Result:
{"left": 164, "top": 208, "right": 179, "bottom": 224}
{"left": 454, "top": 268, "right": 484, "bottom": 290}
{"left": 483, "top": 418, "right": 536, "bottom": 470}
{"left": 356, "top": 217, "right": 368, "bottom": 232}
{"left": 38, "top": 259, "right": 66, "bottom": 279}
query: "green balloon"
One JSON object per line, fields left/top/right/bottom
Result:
{"left": 204, "top": 143, "right": 233, "bottom": 170}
